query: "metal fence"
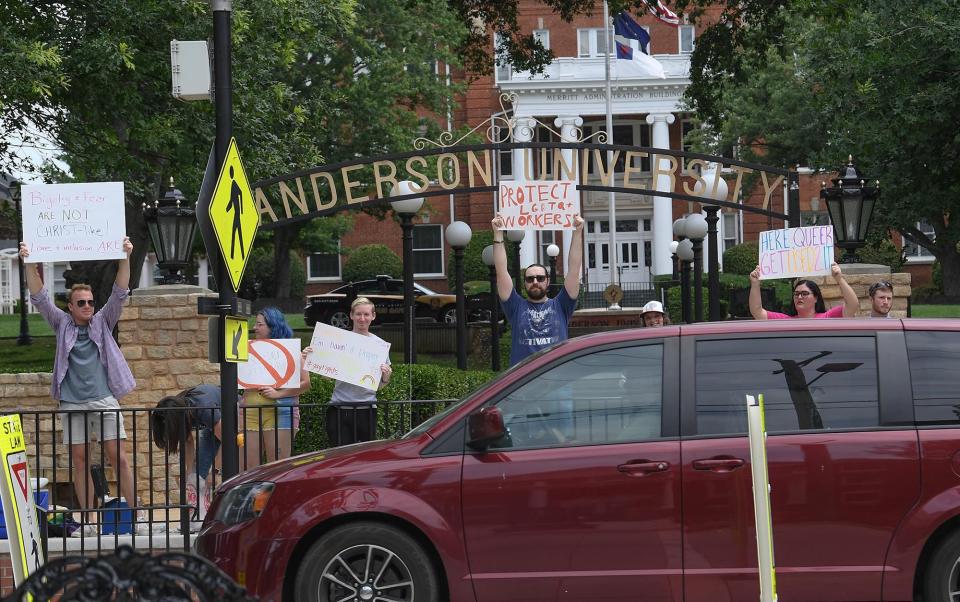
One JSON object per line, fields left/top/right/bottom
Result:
{"left": 12, "top": 399, "right": 452, "bottom": 560}
{"left": 578, "top": 282, "right": 659, "bottom": 309}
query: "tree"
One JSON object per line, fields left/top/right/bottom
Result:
{"left": 704, "top": 0, "right": 960, "bottom": 293}
{"left": 2, "top": 0, "right": 467, "bottom": 303}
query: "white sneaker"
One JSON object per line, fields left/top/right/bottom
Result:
{"left": 71, "top": 524, "right": 99, "bottom": 537}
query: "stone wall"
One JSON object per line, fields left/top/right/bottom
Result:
{"left": 810, "top": 270, "right": 911, "bottom": 317}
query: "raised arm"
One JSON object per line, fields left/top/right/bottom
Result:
{"left": 749, "top": 265, "right": 769, "bottom": 320}
{"left": 491, "top": 214, "right": 514, "bottom": 302}
{"left": 832, "top": 263, "right": 860, "bottom": 317}
{"left": 115, "top": 236, "right": 132, "bottom": 290}
{"left": 18, "top": 242, "right": 42, "bottom": 295}
{"left": 564, "top": 215, "right": 584, "bottom": 299}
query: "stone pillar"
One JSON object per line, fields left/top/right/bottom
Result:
{"left": 118, "top": 284, "right": 220, "bottom": 498}
{"left": 511, "top": 116, "right": 537, "bottom": 270}
{"left": 646, "top": 112, "right": 676, "bottom": 276}
{"left": 809, "top": 265, "right": 912, "bottom": 317}
{"left": 554, "top": 115, "right": 583, "bottom": 279}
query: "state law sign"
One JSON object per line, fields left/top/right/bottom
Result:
{"left": 498, "top": 180, "right": 580, "bottom": 230}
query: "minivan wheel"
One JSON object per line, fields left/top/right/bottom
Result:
{"left": 294, "top": 523, "right": 439, "bottom": 602}
{"left": 328, "top": 310, "right": 351, "bottom": 329}
{"left": 922, "top": 531, "right": 960, "bottom": 602}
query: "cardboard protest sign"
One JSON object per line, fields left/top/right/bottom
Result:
{"left": 498, "top": 180, "right": 579, "bottom": 230}
{"left": 758, "top": 225, "right": 834, "bottom": 280}
{"left": 304, "top": 323, "right": 391, "bottom": 391}
{"left": 237, "top": 338, "right": 301, "bottom": 389}
{"left": 21, "top": 182, "right": 127, "bottom": 263}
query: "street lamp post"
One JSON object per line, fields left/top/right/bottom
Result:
{"left": 820, "top": 157, "right": 880, "bottom": 263}
{"left": 506, "top": 230, "right": 525, "bottom": 293}
{"left": 142, "top": 179, "right": 199, "bottom": 285}
{"left": 12, "top": 182, "right": 31, "bottom": 346}
{"left": 701, "top": 165, "right": 729, "bottom": 321}
{"left": 390, "top": 181, "right": 425, "bottom": 364}
{"left": 685, "top": 213, "right": 709, "bottom": 323}
{"left": 546, "top": 243, "right": 560, "bottom": 297}
{"left": 669, "top": 240, "right": 679, "bottom": 282}
{"left": 677, "top": 239, "right": 694, "bottom": 323}
{"left": 481, "top": 245, "right": 500, "bottom": 372}
{"left": 446, "top": 221, "right": 472, "bottom": 370}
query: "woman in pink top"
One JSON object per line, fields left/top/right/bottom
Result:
{"left": 749, "top": 262, "right": 859, "bottom": 319}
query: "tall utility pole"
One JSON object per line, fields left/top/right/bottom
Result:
{"left": 212, "top": 0, "right": 239, "bottom": 479}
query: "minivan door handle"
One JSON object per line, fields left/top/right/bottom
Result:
{"left": 617, "top": 460, "right": 670, "bottom": 476}
{"left": 692, "top": 457, "right": 745, "bottom": 472}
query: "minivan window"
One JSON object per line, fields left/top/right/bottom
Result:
{"left": 695, "top": 336, "right": 879, "bottom": 435}
{"left": 491, "top": 343, "right": 663, "bottom": 449}
{"left": 906, "top": 331, "right": 960, "bottom": 425}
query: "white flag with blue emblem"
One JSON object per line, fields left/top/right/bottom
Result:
{"left": 614, "top": 12, "right": 666, "bottom": 79}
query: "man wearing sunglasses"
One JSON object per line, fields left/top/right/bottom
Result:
{"left": 868, "top": 280, "right": 894, "bottom": 318}
{"left": 491, "top": 213, "right": 585, "bottom": 365}
{"left": 20, "top": 238, "right": 139, "bottom": 528}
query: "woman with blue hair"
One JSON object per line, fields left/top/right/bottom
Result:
{"left": 242, "top": 307, "right": 310, "bottom": 469}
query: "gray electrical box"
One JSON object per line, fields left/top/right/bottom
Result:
{"left": 170, "top": 40, "right": 211, "bottom": 101}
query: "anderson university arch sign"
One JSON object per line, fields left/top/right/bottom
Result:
{"left": 251, "top": 97, "right": 800, "bottom": 276}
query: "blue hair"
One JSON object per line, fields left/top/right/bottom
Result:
{"left": 258, "top": 307, "right": 292, "bottom": 338}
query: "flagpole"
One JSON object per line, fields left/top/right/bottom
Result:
{"left": 603, "top": 0, "right": 621, "bottom": 309}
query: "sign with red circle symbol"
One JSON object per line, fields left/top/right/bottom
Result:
{"left": 237, "top": 338, "right": 300, "bottom": 389}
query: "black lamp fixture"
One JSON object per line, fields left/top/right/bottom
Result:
{"left": 143, "top": 178, "right": 199, "bottom": 284}
{"left": 820, "top": 157, "right": 880, "bottom": 263}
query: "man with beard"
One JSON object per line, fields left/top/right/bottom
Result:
{"left": 868, "top": 280, "right": 894, "bottom": 318}
{"left": 491, "top": 213, "right": 584, "bottom": 365}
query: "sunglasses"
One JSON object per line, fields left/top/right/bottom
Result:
{"left": 869, "top": 281, "right": 893, "bottom": 295}
{"left": 73, "top": 299, "right": 94, "bottom": 307}
{"left": 525, "top": 275, "right": 547, "bottom": 283}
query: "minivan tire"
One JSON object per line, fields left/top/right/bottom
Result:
{"left": 922, "top": 531, "right": 960, "bottom": 602}
{"left": 294, "top": 522, "right": 439, "bottom": 602}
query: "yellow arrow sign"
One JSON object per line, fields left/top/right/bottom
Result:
{"left": 209, "top": 138, "right": 259, "bottom": 291}
{"left": 224, "top": 316, "right": 249, "bottom": 363}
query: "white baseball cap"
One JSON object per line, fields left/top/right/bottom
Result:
{"left": 641, "top": 300, "right": 664, "bottom": 316}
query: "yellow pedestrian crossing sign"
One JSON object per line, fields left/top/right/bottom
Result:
{"left": 210, "top": 138, "right": 259, "bottom": 291}
{"left": 224, "top": 315, "right": 249, "bottom": 363}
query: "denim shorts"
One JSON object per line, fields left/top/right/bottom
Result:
{"left": 196, "top": 427, "right": 220, "bottom": 479}
{"left": 276, "top": 397, "right": 297, "bottom": 430}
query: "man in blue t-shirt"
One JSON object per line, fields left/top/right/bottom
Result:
{"left": 492, "top": 213, "right": 585, "bottom": 365}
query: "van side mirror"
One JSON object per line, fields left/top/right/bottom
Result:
{"left": 467, "top": 407, "right": 506, "bottom": 451}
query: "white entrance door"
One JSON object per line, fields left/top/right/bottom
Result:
{"left": 586, "top": 217, "right": 652, "bottom": 285}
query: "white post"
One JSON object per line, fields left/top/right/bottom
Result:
{"left": 603, "top": 0, "right": 619, "bottom": 304}
{"left": 647, "top": 112, "right": 676, "bottom": 276}
{"left": 512, "top": 116, "right": 537, "bottom": 269}
{"left": 746, "top": 394, "right": 778, "bottom": 602}
{"left": 554, "top": 115, "right": 583, "bottom": 279}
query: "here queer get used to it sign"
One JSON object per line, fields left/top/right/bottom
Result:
{"left": 758, "top": 225, "right": 835, "bottom": 280}
{"left": 20, "top": 182, "right": 127, "bottom": 264}
{"left": 498, "top": 179, "right": 580, "bottom": 230}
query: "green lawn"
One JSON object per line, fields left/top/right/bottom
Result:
{"left": 911, "top": 305, "right": 960, "bottom": 318}
{"left": 0, "top": 337, "right": 56, "bottom": 373}
{"left": 0, "top": 314, "right": 54, "bottom": 338}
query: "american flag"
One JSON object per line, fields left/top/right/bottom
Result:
{"left": 650, "top": 0, "right": 681, "bottom": 26}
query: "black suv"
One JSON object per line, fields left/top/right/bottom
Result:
{"left": 304, "top": 276, "right": 493, "bottom": 328}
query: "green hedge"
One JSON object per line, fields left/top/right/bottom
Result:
{"left": 343, "top": 244, "right": 403, "bottom": 282}
{"left": 294, "top": 364, "right": 496, "bottom": 453}
{"left": 722, "top": 242, "right": 758, "bottom": 276}
{"left": 660, "top": 272, "right": 793, "bottom": 320}
{"left": 447, "top": 230, "right": 494, "bottom": 290}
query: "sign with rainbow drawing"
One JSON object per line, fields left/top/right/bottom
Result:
{"left": 304, "top": 323, "right": 391, "bottom": 391}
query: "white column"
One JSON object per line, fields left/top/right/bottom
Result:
{"left": 198, "top": 256, "right": 209, "bottom": 289}
{"left": 512, "top": 116, "right": 537, "bottom": 269}
{"left": 646, "top": 112, "right": 676, "bottom": 276}
{"left": 554, "top": 115, "right": 583, "bottom": 279}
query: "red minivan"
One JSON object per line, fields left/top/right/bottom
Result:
{"left": 196, "top": 319, "right": 960, "bottom": 602}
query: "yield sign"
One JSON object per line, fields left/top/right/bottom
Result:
{"left": 11, "top": 462, "right": 26, "bottom": 500}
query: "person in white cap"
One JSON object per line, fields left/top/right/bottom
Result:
{"left": 640, "top": 300, "right": 669, "bottom": 327}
